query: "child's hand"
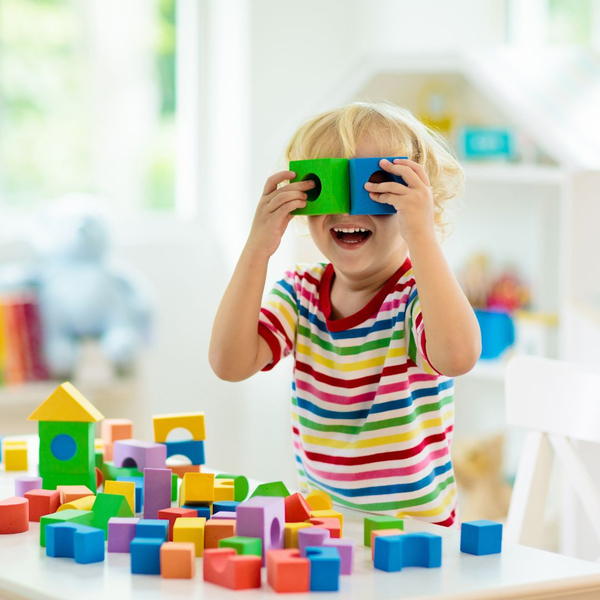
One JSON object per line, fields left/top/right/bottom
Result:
{"left": 364, "top": 158, "right": 436, "bottom": 245}
{"left": 246, "top": 171, "right": 313, "bottom": 258}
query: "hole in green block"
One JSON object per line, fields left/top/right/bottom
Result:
{"left": 51, "top": 434, "right": 77, "bottom": 461}
{"left": 302, "top": 173, "right": 322, "bottom": 201}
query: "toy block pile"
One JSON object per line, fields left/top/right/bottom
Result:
{"left": 0, "top": 380, "right": 505, "bottom": 592}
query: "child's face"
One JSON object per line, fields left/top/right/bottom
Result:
{"left": 306, "top": 140, "right": 408, "bottom": 279}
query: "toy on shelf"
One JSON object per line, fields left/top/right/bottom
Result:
{"left": 160, "top": 542, "right": 196, "bottom": 579}
{"left": 130, "top": 537, "right": 163, "bottom": 575}
{"left": 143, "top": 468, "right": 172, "bottom": 519}
{"left": 46, "top": 522, "right": 105, "bottom": 564}
{"left": 173, "top": 517, "right": 207, "bottom": 557}
{"left": 266, "top": 549, "right": 310, "bottom": 593}
{"left": 3, "top": 440, "right": 29, "bottom": 471}
{"left": 24, "top": 489, "right": 60, "bottom": 522}
{"left": 107, "top": 517, "right": 140, "bottom": 553}
{"left": 112, "top": 440, "right": 166, "bottom": 472}
{"left": 203, "top": 548, "right": 262, "bottom": 590}
{"left": 0, "top": 496, "right": 29, "bottom": 534}
{"left": 460, "top": 520, "right": 503, "bottom": 555}
{"left": 374, "top": 532, "right": 442, "bottom": 572}
{"left": 14, "top": 476, "right": 42, "bottom": 497}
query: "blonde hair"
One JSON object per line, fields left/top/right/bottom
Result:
{"left": 284, "top": 101, "right": 464, "bottom": 239}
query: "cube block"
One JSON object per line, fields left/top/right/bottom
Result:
{"left": 107, "top": 517, "right": 140, "bottom": 553}
{"left": 131, "top": 537, "right": 164, "bottom": 574}
{"left": 160, "top": 542, "right": 196, "bottom": 579}
{"left": 173, "top": 517, "right": 206, "bottom": 557}
{"left": 266, "top": 549, "right": 310, "bottom": 593}
{"left": 24, "top": 489, "right": 60, "bottom": 522}
{"left": 205, "top": 519, "right": 236, "bottom": 549}
{"left": 460, "top": 520, "right": 503, "bottom": 555}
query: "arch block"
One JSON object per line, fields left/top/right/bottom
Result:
{"left": 113, "top": 439, "right": 166, "bottom": 471}
{"left": 153, "top": 413, "right": 205, "bottom": 443}
{"left": 374, "top": 532, "right": 442, "bottom": 572}
{"left": 165, "top": 440, "right": 204, "bottom": 465}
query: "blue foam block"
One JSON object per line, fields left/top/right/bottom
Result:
{"left": 181, "top": 504, "right": 211, "bottom": 519}
{"left": 349, "top": 156, "right": 407, "bottom": 215}
{"left": 165, "top": 440, "right": 205, "bottom": 465}
{"left": 117, "top": 476, "right": 144, "bottom": 512}
{"left": 46, "top": 523, "right": 105, "bottom": 564}
{"left": 136, "top": 519, "right": 168, "bottom": 541}
{"left": 374, "top": 533, "right": 442, "bottom": 572}
{"left": 460, "top": 520, "right": 502, "bottom": 555}
{"left": 305, "top": 546, "right": 340, "bottom": 592}
{"left": 130, "top": 537, "right": 163, "bottom": 574}
{"left": 213, "top": 501, "right": 239, "bottom": 513}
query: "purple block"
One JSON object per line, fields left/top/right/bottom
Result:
{"left": 107, "top": 517, "right": 140, "bottom": 553}
{"left": 143, "top": 468, "right": 172, "bottom": 519}
{"left": 14, "top": 476, "right": 43, "bottom": 497}
{"left": 113, "top": 439, "right": 166, "bottom": 471}
{"left": 236, "top": 496, "right": 285, "bottom": 564}
{"left": 211, "top": 511, "right": 238, "bottom": 520}
{"left": 324, "top": 538, "right": 355, "bottom": 574}
{"left": 298, "top": 527, "right": 330, "bottom": 558}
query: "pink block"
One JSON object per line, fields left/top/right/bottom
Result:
{"left": 212, "top": 511, "right": 238, "bottom": 520}
{"left": 113, "top": 439, "right": 166, "bottom": 471}
{"left": 323, "top": 538, "right": 355, "bottom": 574}
{"left": 298, "top": 527, "right": 330, "bottom": 558}
{"left": 107, "top": 517, "right": 140, "bottom": 553}
{"left": 14, "top": 476, "right": 43, "bottom": 498}
{"left": 143, "top": 468, "right": 172, "bottom": 519}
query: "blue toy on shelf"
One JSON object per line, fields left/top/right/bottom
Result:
{"left": 374, "top": 532, "right": 442, "bottom": 572}
{"left": 460, "top": 520, "right": 503, "bottom": 555}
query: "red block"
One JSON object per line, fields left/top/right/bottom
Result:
{"left": 203, "top": 548, "right": 262, "bottom": 590}
{"left": 24, "top": 489, "right": 60, "bottom": 523}
{"left": 158, "top": 507, "right": 197, "bottom": 541}
{"left": 266, "top": 549, "right": 310, "bottom": 593}
{"left": 284, "top": 493, "right": 312, "bottom": 523}
{"left": 308, "top": 517, "right": 341, "bottom": 538}
{"left": 205, "top": 519, "right": 236, "bottom": 549}
{"left": 0, "top": 496, "right": 29, "bottom": 534}
{"left": 96, "top": 467, "right": 103, "bottom": 489}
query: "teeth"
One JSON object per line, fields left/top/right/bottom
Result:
{"left": 333, "top": 227, "right": 370, "bottom": 233}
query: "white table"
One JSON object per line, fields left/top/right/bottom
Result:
{"left": 2, "top": 444, "right": 600, "bottom": 599}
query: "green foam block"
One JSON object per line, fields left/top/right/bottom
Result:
{"left": 216, "top": 474, "right": 249, "bottom": 502}
{"left": 250, "top": 481, "right": 290, "bottom": 498}
{"left": 364, "top": 515, "right": 405, "bottom": 547}
{"left": 40, "top": 509, "right": 94, "bottom": 547}
{"left": 219, "top": 536, "right": 262, "bottom": 557}
{"left": 92, "top": 493, "right": 134, "bottom": 539}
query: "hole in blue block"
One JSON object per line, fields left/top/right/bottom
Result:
{"left": 302, "top": 173, "right": 322, "bottom": 201}
{"left": 369, "top": 169, "right": 406, "bottom": 186}
{"left": 51, "top": 434, "right": 77, "bottom": 461}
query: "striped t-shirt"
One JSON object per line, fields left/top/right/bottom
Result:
{"left": 258, "top": 258, "right": 457, "bottom": 527}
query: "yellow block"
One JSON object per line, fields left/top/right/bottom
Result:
{"left": 28, "top": 382, "right": 104, "bottom": 423}
{"left": 94, "top": 439, "right": 104, "bottom": 452}
{"left": 153, "top": 412, "right": 205, "bottom": 443}
{"left": 179, "top": 472, "right": 214, "bottom": 506}
{"left": 306, "top": 490, "right": 332, "bottom": 511}
{"left": 310, "top": 510, "right": 343, "bottom": 536}
{"left": 4, "top": 445, "right": 28, "bottom": 471}
{"left": 173, "top": 517, "right": 206, "bottom": 557}
{"left": 58, "top": 495, "right": 96, "bottom": 512}
{"left": 284, "top": 522, "right": 312, "bottom": 549}
{"left": 213, "top": 479, "right": 235, "bottom": 502}
{"left": 104, "top": 480, "right": 136, "bottom": 513}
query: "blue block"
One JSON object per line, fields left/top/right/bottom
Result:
{"left": 374, "top": 533, "right": 442, "bottom": 572}
{"left": 213, "top": 501, "right": 239, "bottom": 513}
{"left": 305, "top": 546, "right": 340, "bottom": 592}
{"left": 117, "top": 476, "right": 144, "bottom": 512}
{"left": 136, "top": 519, "right": 168, "bottom": 541}
{"left": 181, "top": 504, "right": 211, "bottom": 519}
{"left": 460, "top": 520, "right": 502, "bottom": 556}
{"left": 348, "top": 156, "right": 407, "bottom": 215}
{"left": 165, "top": 440, "right": 204, "bottom": 465}
{"left": 46, "top": 523, "right": 105, "bottom": 564}
{"left": 130, "top": 537, "right": 163, "bottom": 574}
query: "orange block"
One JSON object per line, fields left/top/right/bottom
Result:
{"left": 307, "top": 517, "right": 341, "bottom": 538}
{"left": 371, "top": 529, "right": 404, "bottom": 560}
{"left": 205, "top": 519, "right": 236, "bottom": 549}
{"left": 57, "top": 485, "right": 94, "bottom": 505}
{"left": 203, "top": 548, "right": 262, "bottom": 590}
{"left": 160, "top": 542, "right": 196, "bottom": 579}
{"left": 0, "top": 496, "right": 29, "bottom": 534}
{"left": 266, "top": 549, "right": 310, "bottom": 593}
{"left": 101, "top": 419, "right": 133, "bottom": 461}
{"left": 285, "top": 493, "right": 311, "bottom": 523}
{"left": 24, "top": 489, "right": 60, "bottom": 522}
{"left": 170, "top": 464, "right": 201, "bottom": 479}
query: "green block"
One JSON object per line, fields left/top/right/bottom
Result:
{"left": 216, "top": 474, "right": 249, "bottom": 502}
{"left": 363, "top": 515, "right": 404, "bottom": 547}
{"left": 102, "top": 461, "right": 143, "bottom": 482}
{"left": 95, "top": 449, "right": 104, "bottom": 470}
{"left": 41, "top": 470, "right": 97, "bottom": 492}
{"left": 290, "top": 158, "right": 350, "bottom": 215}
{"left": 40, "top": 509, "right": 94, "bottom": 547}
{"left": 38, "top": 421, "right": 95, "bottom": 474}
{"left": 250, "top": 481, "right": 290, "bottom": 498}
{"left": 172, "top": 473, "right": 178, "bottom": 502}
{"left": 219, "top": 536, "right": 262, "bottom": 557}
{"left": 92, "top": 492, "right": 134, "bottom": 538}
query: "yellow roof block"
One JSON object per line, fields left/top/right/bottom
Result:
{"left": 28, "top": 382, "right": 105, "bottom": 423}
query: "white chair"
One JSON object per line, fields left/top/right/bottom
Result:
{"left": 505, "top": 355, "right": 600, "bottom": 558}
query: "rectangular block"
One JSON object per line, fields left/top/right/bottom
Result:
{"left": 38, "top": 421, "right": 94, "bottom": 474}
{"left": 161, "top": 542, "right": 196, "bottom": 579}
{"left": 143, "top": 468, "right": 172, "bottom": 519}
{"left": 173, "top": 517, "right": 206, "bottom": 557}
{"left": 40, "top": 509, "right": 94, "bottom": 547}
{"left": 113, "top": 440, "right": 166, "bottom": 471}
{"left": 179, "top": 472, "right": 214, "bottom": 506}
{"left": 108, "top": 517, "right": 140, "bottom": 553}
{"left": 131, "top": 537, "right": 163, "bottom": 574}
{"left": 153, "top": 412, "right": 205, "bottom": 443}
{"left": 205, "top": 519, "right": 236, "bottom": 549}
{"left": 4, "top": 445, "right": 28, "bottom": 471}
{"left": 57, "top": 485, "right": 94, "bottom": 505}
{"left": 117, "top": 476, "right": 144, "bottom": 512}
{"left": 25, "top": 489, "right": 60, "bottom": 522}
{"left": 158, "top": 507, "right": 197, "bottom": 541}
{"left": 101, "top": 419, "right": 133, "bottom": 462}
{"left": 236, "top": 496, "right": 285, "bottom": 563}
{"left": 136, "top": 519, "right": 169, "bottom": 541}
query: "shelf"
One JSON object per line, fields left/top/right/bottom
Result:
{"left": 463, "top": 163, "right": 566, "bottom": 185}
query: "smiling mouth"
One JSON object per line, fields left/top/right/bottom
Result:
{"left": 331, "top": 226, "right": 373, "bottom": 245}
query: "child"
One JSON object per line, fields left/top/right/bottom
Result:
{"left": 209, "top": 101, "right": 481, "bottom": 527}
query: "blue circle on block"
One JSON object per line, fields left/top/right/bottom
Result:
{"left": 51, "top": 434, "right": 77, "bottom": 461}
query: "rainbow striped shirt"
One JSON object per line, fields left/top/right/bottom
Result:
{"left": 258, "top": 258, "right": 457, "bottom": 527}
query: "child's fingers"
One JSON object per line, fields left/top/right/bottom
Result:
{"left": 268, "top": 190, "right": 307, "bottom": 213}
{"left": 379, "top": 159, "right": 422, "bottom": 188}
{"left": 370, "top": 192, "right": 398, "bottom": 206}
{"left": 392, "top": 158, "right": 431, "bottom": 186}
{"left": 274, "top": 198, "right": 308, "bottom": 217}
{"left": 276, "top": 179, "right": 315, "bottom": 194}
{"left": 364, "top": 180, "right": 409, "bottom": 196}
{"left": 263, "top": 170, "right": 296, "bottom": 196}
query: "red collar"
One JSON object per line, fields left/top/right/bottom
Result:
{"left": 318, "top": 257, "right": 412, "bottom": 332}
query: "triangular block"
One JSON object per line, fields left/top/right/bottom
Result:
{"left": 28, "top": 382, "right": 105, "bottom": 423}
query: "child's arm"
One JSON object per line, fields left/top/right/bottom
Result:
{"left": 209, "top": 171, "right": 312, "bottom": 381}
{"left": 366, "top": 158, "right": 481, "bottom": 377}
